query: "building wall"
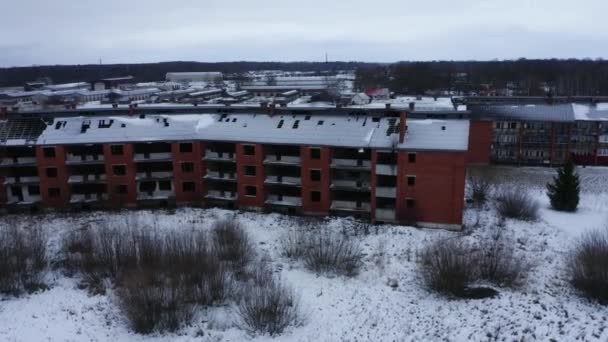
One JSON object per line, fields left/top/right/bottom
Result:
{"left": 236, "top": 143, "right": 265, "bottom": 209}
{"left": 396, "top": 150, "right": 466, "bottom": 228}
{"left": 300, "top": 145, "right": 331, "bottom": 214}
{"left": 468, "top": 120, "right": 493, "bottom": 164}
{"left": 171, "top": 141, "right": 204, "bottom": 204}
{"left": 103, "top": 143, "right": 137, "bottom": 206}
{"left": 36, "top": 145, "right": 71, "bottom": 208}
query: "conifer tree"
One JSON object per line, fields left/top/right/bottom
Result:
{"left": 547, "top": 159, "right": 580, "bottom": 212}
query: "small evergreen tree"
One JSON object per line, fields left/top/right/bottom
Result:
{"left": 547, "top": 159, "right": 580, "bottom": 212}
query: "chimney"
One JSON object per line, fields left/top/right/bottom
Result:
{"left": 408, "top": 102, "right": 415, "bottom": 111}
{"left": 385, "top": 103, "right": 391, "bottom": 110}
{"left": 399, "top": 112, "right": 407, "bottom": 144}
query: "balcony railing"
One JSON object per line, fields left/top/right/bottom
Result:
{"left": 137, "top": 190, "right": 174, "bottom": 200}
{"left": 0, "top": 157, "right": 36, "bottom": 166}
{"left": 265, "top": 175, "right": 301, "bottom": 186}
{"left": 375, "top": 186, "right": 397, "bottom": 198}
{"left": 264, "top": 155, "right": 301, "bottom": 165}
{"left": 206, "top": 190, "right": 237, "bottom": 201}
{"left": 136, "top": 171, "right": 173, "bottom": 180}
{"left": 68, "top": 174, "right": 107, "bottom": 183}
{"left": 265, "top": 195, "right": 302, "bottom": 206}
{"left": 70, "top": 193, "right": 108, "bottom": 203}
{"left": 205, "top": 171, "right": 237, "bottom": 181}
{"left": 134, "top": 152, "right": 172, "bottom": 162}
{"left": 330, "top": 200, "right": 371, "bottom": 212}
{"left": 66, "top": 154, "right": 105, "bottom": 164}
{"left": 204, "top": 151, "right": 235, "bottom": 162}
{"left": 376, "top": 164, "right": 398, "bottom": 176}
{"left": 4, "top": 176, "right": 40, "bottom": 184}
{"left": 331, "top": 179, "right": 370, "bottom": 190}
{"left": 331, "top": 158, "right": 371, "bottom": 169}
{"left": 375, "top": 208, "right": 396, "bottom": 221}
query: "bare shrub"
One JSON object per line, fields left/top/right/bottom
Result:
{"left": 418, "top": 238, "right": 477, "bottom": 297}
{"left": 304, "top": 231, "right": 363, "bottom": 277}
{"left": 476, "top": 227, "right": 528, "bottom": 288}
{"left": 279, "top": 229, "right": 309, "bottom": 260}
{"left": 495, "top": 187, "right": 540, "bottom": 221}
{"left": 212, "top": 219, "right": 254, "bottom": 277}
{"left": 117, "top": 270, "right": 194, "bottom": 334}
{"left": 567, "top": 228, "right": 608, "bottom": 305}
{"left": 236, "top": 277, "right": 301, "bottom": 336}
{"left": 0, "top": 225, "right": 47, "bottom": 295}
{"left": 467, "top": 168, "right": 495, "bottom": 206}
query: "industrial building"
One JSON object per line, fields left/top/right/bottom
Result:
{"left": 0, "top": 105, "right": 468, "bottom": 229}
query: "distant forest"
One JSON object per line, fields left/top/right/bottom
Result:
{"left": 2, "top": 59, "right": 608, "bottom": 96}
{"left": 354, "top": 59, "right": 608, "bottom": 96}
{"left": 0, "top": 61, "right": 370, "bottom": 87}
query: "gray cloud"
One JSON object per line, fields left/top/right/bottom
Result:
{"left": 1, "top": 0, "right": 607, "bottom": 66}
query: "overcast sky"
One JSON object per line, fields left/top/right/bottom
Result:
{"left": 1, "top": 0, "right": 607, "bottom": 67}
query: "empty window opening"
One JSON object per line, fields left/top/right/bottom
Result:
{"left": 116, "top": 184, "right": 128, "bottom": 195}
{"left": 407, "top": 176, "right": 416, "bottom": 186}
{"left": 243, "top": 145, "right": 255, "bottom": 156}
{"left": 310, "top": 147, "right": 321, "bottom": 160}
{"left": 292, "top": 120, "right": 300, "bottom": 129}
{"left": 310, "top": 169, "right": 321, "bottom": 181}
{"left": 181, "top": 162, "right": 194, "bottom": 173}
{"left": 244, "top": 165, "right": 256, "bottom": 176}
{"left": 317, "top": 120, "right": 324, "bottom": 126}
{"left": 159, "top": 181, "right": 172, "bottom": 191}
{"left": 43, "top": 147, "right": 56, "bottom": 158}
{"left": 48, "top": 187, "right": 61, "bottom": 198}
{"left": 179, "top": 143, "right": 193, "bottom": 153}
{"left": 408, "top": 153, "right": 416, "bottom": 163}
{"left": 277, "top": 120, "right": 284, "bottom": 128}
{"left": 110, "top": 144, "right": 124, "bottom": 155}
{"left": 112, "top": 165, "right": 126, "bottom": 176}
{"left": 46, "top": 167, "right": 58, "bottom": 178}
{"left": 245, "top": 185, "right": 257, "bottom": 197}
{"left": 182, "top": 181, "right": 195, "bottom": 192}
{"left": 406, "top": 198, "right": 415, "bottom": 208}
{"left": 311, "top": 191, "right": 321, "bottom": 202}
{"left": 28, "top": 185, "right": 40, "bottom": 196}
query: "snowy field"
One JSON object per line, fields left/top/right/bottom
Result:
{"left": 0, "top": 166, "right": 607, "bottom": 342}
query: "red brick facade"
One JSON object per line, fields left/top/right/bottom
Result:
{"left": 36, "top": 145, "right": 71, "bottom": 208}
{"left": 171, "top": 141, "right": 204, "bottom": 204}
{"left": 103, "top": 143, "right": 137, "bottom": 207}
{"left": 467, "top": 120, "right": 493, "bottom": 165}
{"left": 300, "top": 145, "right": 331, "bottom": 215}
{"left": 235, "top": 143, "right": 265, "bottom": 209}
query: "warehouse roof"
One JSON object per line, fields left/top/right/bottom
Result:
{"left": 35, "top": 113, "right": 469, "bottom": 151}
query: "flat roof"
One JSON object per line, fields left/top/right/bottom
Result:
{"left": 35, "top": 113, "right": 469, "bottom": 152}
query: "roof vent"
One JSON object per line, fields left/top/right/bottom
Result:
{"left": 292, "top": 120, "right": 300, "bottom": 129}
{"left": 81, "top": 120, "right": 91, "bottom": 133}
{"left": 409, "top": 102, "right": 415, "bottom": 111}
{"left": 441, "top": 126, "right": 446, "bottom": 131}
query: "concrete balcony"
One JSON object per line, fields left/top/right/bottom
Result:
{"left": 136, "top": 171, "right": 173, "bottom": 180}
{"left": 66, "top": 154, "right": 105, "bottom": 164}
{"left": 331, "top": 179, "right": 370, "bottom": 191}
{"left": 7, "top": 194, "right": 42, "bottom": 205}
{"left": 68, "top": 174, "right": 107, "bottom": 183}
{"left": 375, "top": 208, "right": 396, "bottom": 221}
{"left": 265, "top": 175, "right": 301, "bottom": 186}
{"left": 137, "top": 190, "right": 174, "bottom": 200}
{"left": 4, "top": 176, "right": 40, "bottom": 185}
{"left": 330, "top": 200, "right": 371, "bottom": 212}
{"left": 134, "top": 152, "right": 172, "bottom": 162}
{"left": 331, "top": 158, "right": 371, "bottom": 169}
{"left": 204, "top": 171, "right": 237, "bottom": 181}
{"left": 265, "top": 195, "right": 302, "bottom": 207}
{"left": 204, "top": 151, "right": 235, "bottom": 162}
{"left": 375, "top": 186, "right": 397, "bottom": 198}
{"left": 264, "top": 155, "right": 301, "bottom": 165}
{"left": 70, "top": 193, "right": 108, "bottom": 203}
{"left": 0, "top": 157, "right": 37, "bottom": 167}
{"left": 376, "top": 164, "right": 398, "bottom": 176}
{"left": 206, "top": 190, "right": 237, "bottom": 201}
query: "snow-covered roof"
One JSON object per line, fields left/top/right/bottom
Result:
{"left": 472, "top": 103, "right": 608, "bottom": 122}
{"left": 572, "top": 103, "right": 608, "bottom": 121}
{"left": 36, "top": 113, "right": 469, "bottom": 151}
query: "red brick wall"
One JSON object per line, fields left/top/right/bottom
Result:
{"left": 396, "top": 150, "right": 466, "bottom": 227}
{"left": 171, "top": 141, "right": 204, "bottom": 203}
{"left": 370, "top": 150, "right": 377, "bottom": 220}
{"left": 236, "top": 143, "right": 265, "bottom": 208}
{"left": 103, "top": 143, "right": 137, "bottom": 206}
{"left": 468, "top": 120, "right": 493, "bottom": 164}
{"left": 300, "top": 145, "right": 331, "bottom": 214}
{"left": 36, "top": 145, "right": 71, "bottom": 208}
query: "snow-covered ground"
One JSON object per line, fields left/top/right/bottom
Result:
{"left": 1, "top": 166, "right": 607, "bottom": 342}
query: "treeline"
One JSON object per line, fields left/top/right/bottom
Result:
{"left": 354, "top": 59, "right": 608, "bottom": 96}
{"left": 0, "top": 61, "right": 370, "bottom": 87}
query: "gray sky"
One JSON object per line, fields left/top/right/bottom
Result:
{"left": 1, "top": 0, "right": 607, "bottom": 67}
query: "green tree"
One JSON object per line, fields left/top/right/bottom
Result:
{"left": 547, "top": 159, "right": 580, "bottom": 212}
